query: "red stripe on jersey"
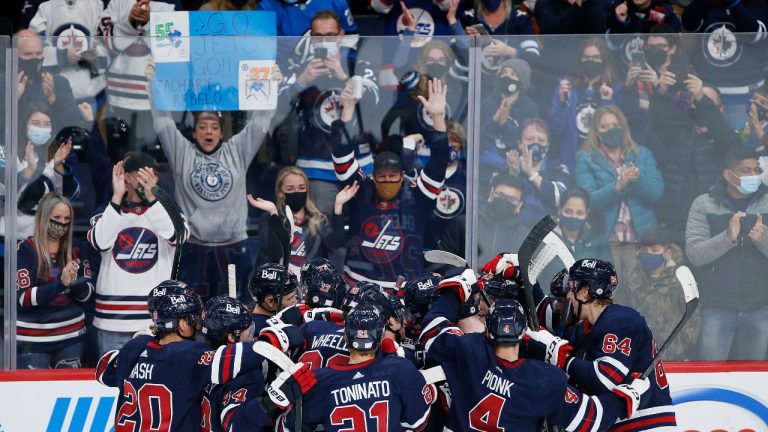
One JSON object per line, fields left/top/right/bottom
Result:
{"left": 598, "top": 362, "right": 624, "bottom": 384}
{"left": 95, "top": 302, "right": 147, "bottom": 311}
{"left": 334, "top": 159, "right": 355, "bottom": 175}
{"left": 578, "top": 399, "right": 596, "bottom": 432}
{"left": 608, "top": 414, "right": 677, "bottom": 432}
{"left": 221, "top": 345, "right": 234, "bottom": 383}
{"left": 95, "top": 354, "right": 110, "bottom": 381}
{"left": 22, "top": 289, "right": 32, "bottom": 309}
{"left": 418, "top": 173, "right": 441, "bottom": 195}
{"left": 107, "top": 80, "right": 146, "bottom": 90}
{"left": 329, "top": 358, "right": 375, "bottom": 371}
{"left": 17, "top": 321, "right": 85, "bottom": 336}
{"left": 222, "top": 407, "right": 237, "bottom": 430}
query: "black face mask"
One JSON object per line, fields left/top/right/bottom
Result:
{"left": 580, "top": 60, "right": 603, "bottom": 79}
{"left": 284, "top": 191, "right": 307, "bottom": 212}
{"left": 426, "top": 63, "right": 449, "bottom": 79}
{"left": 489, "top": 199, "right": 518, "bottom": 220}
{"left": 499, "top": 76, "right": 520, "bottom": 96}
{"left": 644, "top": 46, "right": 667, "bottom": 70}
{"left": 230, "top": 0, "right": 249, "bottom": 6}
{"left": 18, "top": 57, "right": 43, "bottom": 78}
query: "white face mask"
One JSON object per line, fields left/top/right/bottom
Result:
{"left": 314, "top": 41, "right": 339, "bottom": 57}
{"left": 27, "top": 126, "right": 52, "bottom": 146}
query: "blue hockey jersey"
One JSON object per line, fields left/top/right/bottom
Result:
{"left": 16, "top": 238, "right": 94, "bottom": 351}
{"left": 566, "top": 304, "right": 676, "bottom": 432}
{"left": 420, "top": 293, "right": 636, "bottom": 432}
{"left": 258, "top": 0, "right": 357, "bottom": 36}
{"left": 332, "top": 130, "right": 449, "bottom": 287}
{"left": 277, "top": 355, "right": 432, "bottom": 432}
{"left": 371, "top": 0, "right": 456, "bottom": 37}
{"left": 206, "top": 369, "right": 271, "bottom": 432}
{"left": 296, "top": 319, "right": 350, "bottom": 369}
{"left": 96, "top": 336, "right": 268, "bottom": 432}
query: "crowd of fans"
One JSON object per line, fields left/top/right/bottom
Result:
{"left": 1, "top": 0, "right": 767, "bottom": 368}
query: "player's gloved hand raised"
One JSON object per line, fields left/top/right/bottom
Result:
{"left": 303, "top": 307, "right": 344, "bottom": 323}
{"left": 482, "top": 253, "right": 519, "bottom": 280}
{"left": 259, "top": 324, "right": 304, "bottom": 353}
{"left": 380, "top": 338, "right": 405, "bottom": 357}
{"left": 267, "top": 304, "right": 312, "bottom": 327}
{"left": 267, "top": 362, "right": 317, "bottom": 409}
{"left": 612, "top": 374, "right": 651, "bottom": 419}
{"left": 436, "top": 268, "right": 478, "bottom": 303}
{"left": 524, "top": 328, "right": 572, "bottom": 369}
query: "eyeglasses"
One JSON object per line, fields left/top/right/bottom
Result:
{"left": 581, "top": 55, "right": 602, "bottom": 62}
{"left": 426, "top": 57, "right": 448, "bottom": 66}
{"left": 492, "top": 192, "right": 521, "bottom": 206}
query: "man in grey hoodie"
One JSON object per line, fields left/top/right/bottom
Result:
{"left": 149, "top": 64, "right": 281, "bottom": 301}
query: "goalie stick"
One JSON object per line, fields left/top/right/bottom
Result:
{"left": 152, "top": 186, "right": 186, "bottom": 279}
{"left": 641, "top": 266, "right": 699, "bottom": 379}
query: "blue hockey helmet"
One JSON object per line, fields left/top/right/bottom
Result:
{"left": 147, "top": 280, "right": 198, "bottom": 316}
{"left": 248, "top": 263, "right": 298, "bottom": 304}
{"left": 403, "top": 272, "right": 441, "bottom": 315}
{"left": 342, "top": 281, "right": 380, "bottom": 313}
{"left": 344, "top": 305, "right": 386, "bottom": 351}
{"left": 202, "top": 296, "right": 253, "bottom": 342}
{"left": 568, "top": 259, "right": 618, "bottom": 300}
{"left": 153, "top": 293, "right": 202, "bottom": 333}
{"left": 361, "top": 284, "right": 405, "bottom": 320}
{"left": 300, "top": 259, "right": 345, "bottom": 308}
{"left": 485, "top": 300, "right": 527, "bottom": 344}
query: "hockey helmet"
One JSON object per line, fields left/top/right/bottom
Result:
{"left": 344, "top": 305, "right": 386, "bottom": 351}
{"left": 202, "top": 296, "right": 253, "bottom": 342}
{"left": 485, "top": 300, "right": 527, "bottom": 344}
{"left": 248, "top": 263, "right": 297, "bottom": 304}
{"left": 568, "top": 259, "right": 618, "bottom": 300}
{"left": 342, "top": 281, "right": 379, "bottom": 313}
{"left": 147, "top": 280, "right": 197, "bottom": 316}
{"left": 153, "top": 293, "right": 202, "bottom": 333}
{"left": 550, "top": 269, "right": 570, "bottom": 298}
{"left": 403, "top": 272, "right": 441, "bottom": 316}
{"left": 360, "top": 284, "right": 405, "bottom": 320}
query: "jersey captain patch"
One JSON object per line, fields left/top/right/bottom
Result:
{"left": 359, "top": 215, "right": 404, "bottom": 264}
{"left": 112, "top": 227, "right": 159, "bottom": 274}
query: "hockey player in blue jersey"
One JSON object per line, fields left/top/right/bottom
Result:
{"left": 330, "top": 78, "right": 450, "bottom": 286}
{"left": 526, "top": 258, "right": 677, "bottom": 431}
{"left": 95, "top": 292, "right": 312, "bottom": 432}
{"left": 249, "top": 263, "right": 299, "bottom": 333}
{"left": 536, "top": 268, "right": 572, "bottom": 337}
{"left": 418, "top": 268, "right": 652, "bottom": 431}
{"left": 277, "top": 304, "right": 433, "bottom": 432}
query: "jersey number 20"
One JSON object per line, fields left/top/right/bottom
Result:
{"left": 116, "top": 381, "right": 172, "bottom": 432}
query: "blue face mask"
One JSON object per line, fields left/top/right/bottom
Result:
{"left": 732, "top": 172, "right": 762, "bottom": 195}
{"left": 27, "top": 126, "right": 52, "bottom": 146}
{"left": 559, "top": 216, "right": 586, "bottom": 232}
{"left": 482, "top": 0, "right": 503, "bottom": 10}
{"left": 449, "top": 149, "right": 464, "bottom": 162}
{"left": 638, "top": 252, "right": 665, "bottom": 272}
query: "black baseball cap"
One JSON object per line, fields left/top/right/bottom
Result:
{"left": 374, "top": 151, "right": 403, "bottom": 172}
{"left": 124, "top": 152, "right": 159, "bottom": 173}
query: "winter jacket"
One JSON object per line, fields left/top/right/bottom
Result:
{"left": 574, "top": 145, "right": 664, "bottom": 241}
{"left": 685, "top": 180, "right": 768, "bottom": 309}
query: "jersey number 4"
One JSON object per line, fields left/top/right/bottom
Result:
{"left": 116, "top": 381, "right": 172, "bottom": 432}
{"left": 469, "top": 393, "right": 506, "bottom": 432}
{"left": 330, "top": 401, "right": 389, "bottom": 432}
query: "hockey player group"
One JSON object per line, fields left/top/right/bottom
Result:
{"left": 97, "top": 253, "right": 676, "bottom": 432}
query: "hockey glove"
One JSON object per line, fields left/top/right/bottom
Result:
{"left": 267, "top": 304, "right": 312, "bottom": 327}
{"left": 481, "top": 253, "right": 519, "bottom": 280}
{"left": 380, "top": 338, "right": 405, "bottom": 358}
{"left": 524, "top": 328, "right": 572, "bottom": 369}
{"left": 303, "top": 307, "right": 345, "bottom": 323}
{"left": 266, "top": 362, "right": 317, "bottom": 409}
{"left": 259, "top": 324, "right": 304, "bottom": 353}
{"left": 612, "top": 375, "right": 650, "bottom": 419}
{"left": 436, "top": 268, "right": 477, "bottom": 303}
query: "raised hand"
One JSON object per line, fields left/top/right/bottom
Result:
{"left": 749, "top": 214, "right": 766, "bottom": 244}
{"left": 111, "top": 161, "right": 126, "bottom": 205}
{"left": 334, "top": 181, "right": 360, "bottom": 215}
{"left": 53, "top": 138, "right": 73, "bottom": 167}
{"left": 129, "top": 0, "right": 150, "bottom": 28}
{"left": 78, "top": 102, "right": 94, "bottom": 122}
{"left": 247, "top": 194, "right": 278, "bottom": 216}
{"left": 136, "top": 167, "right": 158, "bottom": 201}
{"left": 400, "top": 1, "right": 417, "bottom": 32}
{"left": 417, "top": 78, "right": 447, "bottom": 117}
{"left": 23, "top": 142, "right": 38, "bottom": 179}
{"left": 42, "top": 72, "right": 56, "bottom": 104}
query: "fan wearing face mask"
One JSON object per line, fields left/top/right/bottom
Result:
{"left": 686, "top": 146, "right": 768, "bottom": 361}
{"left": 12, "top": 105, "right": 81, "bottom": 239}
{"left": 328, "top": 79, "right": 450, "bottom": 287}
{"left": 549, "top": 37, "right": 623, "bottom": 170}
{"left": 248, "top": 166, "right": 351, "bottom": 275}
{"left": 16, "top": 192, "right": 94, "bottom": 369}
{"left": 505, "top": 118, "right": 572, "bottom": 228}
{"left": 739, "top": 85, "right": 768, "bottom": 150}
{"left": 574, "top": 105, "right": 663, "bottom": 280}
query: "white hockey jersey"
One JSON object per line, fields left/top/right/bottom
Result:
{"left": 99, "top": 0, "right": 178, "bottom": 111}
{"left": 87, "top": 201, "right": 186, "bottom": 332}
{"left": 30, "top": 0, "right": 108, "bottom": 100}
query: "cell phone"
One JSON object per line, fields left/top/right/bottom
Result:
{"left": 630, "top": 51, "right": 645, "bottom": 69}
{"left": 667, "top": 63, "right": 692, "bottom": 90}
{"left": 739, "top": 214, "right": 758, "bottom": 240}
{"left": 314, "top": 47, "right": 328, "bottom": 60}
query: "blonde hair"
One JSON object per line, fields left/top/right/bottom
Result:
{"left": 33, "top": 193, "right": 73, "bottom": 279}
{"left": 275, "top": 167, "right": 327, "bottom": 236}
{"left": 447, "top": 121, "right": 465, "bottom": 150}
{"left": 581, "top": 105, "right": 638, "bottom": 156}
{"left": 417, "top": 40, "right": 455, "bottom": 98}
{"left": 204, "top": 0, "right": 257, "bottom": 10}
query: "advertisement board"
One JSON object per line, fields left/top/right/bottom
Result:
{"left": 0, "top": 363, "right": 766, "bottom": 431}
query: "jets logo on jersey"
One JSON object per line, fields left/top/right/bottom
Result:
{"left": 622, "top": 36, "right": 645, "bottom": 66}
{"left": 112, "top": 227, "right": 159, "bottom": 273}
{"left": 435, "top": 186, "right": 465, "bottom": 219}
{"left": 313, "top": 89, "right": 343, "bottom": 133}
{"left": 360, "top": 216, "right": 404, "bottom": 264}
{"left": 703, "top": 23, "right": 742, "bottom": 67}
{"left": 53, "top": 23, "right": 90, "bottom": 53}
{"left": 576, "top": 103, "right": 597, "bottom": 138}
{"left": 191, "top": 162, "right": 233, "bottom": 201}
{"left": 396, "top": 7, "right": 435, "bottom": 48}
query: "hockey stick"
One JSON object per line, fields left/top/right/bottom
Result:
{"left": 424, "top": 250, "right": 469, "bottom": 268}
{"left": 518, "top": 216, "right": 558, "bottom": 329}
{"left": 152, "top": 186, "right": 186, "bottom": 279}
{"left": 228, "top": 264, "right": 236, "bottom": 299}
{"left": 421, "top": 366, "right": 447, "bottom": 384}
{"left": 640, "top": 266, "right": 699, "bottom": 379}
